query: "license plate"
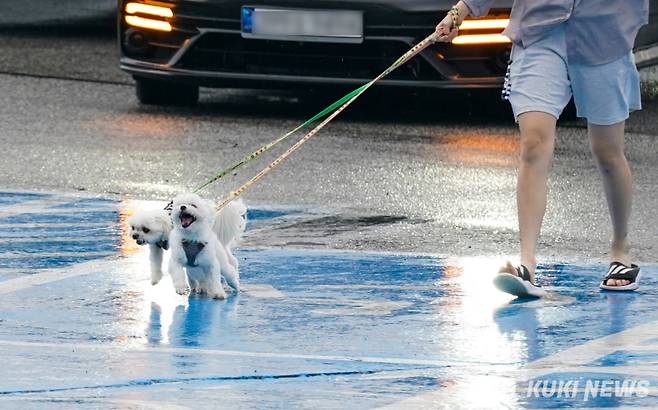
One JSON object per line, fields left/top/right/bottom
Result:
{"left": 241, "top": 7, "right": 363, "bottom": 44}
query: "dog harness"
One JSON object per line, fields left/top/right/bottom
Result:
{"left": 181, "top": 240, "right": 206, "bottom": 267}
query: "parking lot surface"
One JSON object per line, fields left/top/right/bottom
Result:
{"left": 1, "top": 191, "right": 657, "bottom": 409}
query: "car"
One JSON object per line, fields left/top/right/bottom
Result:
{"left": 118, "top": 0, "right": 658, "bottom": 106}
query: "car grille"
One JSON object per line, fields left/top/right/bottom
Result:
{"left": 176, "top": 32, "right": 444, "bottom": 81}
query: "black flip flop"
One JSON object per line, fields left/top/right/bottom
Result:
{"left": 493, "top": 264, "right": 546, "bottom": 298}
{"left": 600, "top": 261, "right": 641, "bottom": 291}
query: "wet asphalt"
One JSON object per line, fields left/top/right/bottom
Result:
{"left": 0, "top": 23, "right": 656, "bottom": 264}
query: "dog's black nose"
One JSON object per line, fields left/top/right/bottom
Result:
{"left": 180, "top": 205, "right": 187, "bottom": 211}
{"left": 132, "top": 234, "right": 138, "bottom": 239}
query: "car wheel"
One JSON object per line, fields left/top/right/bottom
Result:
{"left": 135, "top": 77, "right": 199, "bottom": 106}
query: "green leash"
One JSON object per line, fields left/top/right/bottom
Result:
{"left": 193, "top": 32, "right": 438, "bottom": 195}
{"left": 192, "top": 84, "right": 367, "bottom": 193}
{"left": 214, "top": 33, "right": 438, "bottom": 210}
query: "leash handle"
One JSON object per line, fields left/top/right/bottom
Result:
{"left": 215, "top": 33, "right": 437, "bottom": 210}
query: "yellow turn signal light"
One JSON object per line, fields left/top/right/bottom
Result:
{"left": 125, "top": 3, "right": 173, "bottom": 18}
{"left": 124, "top": 2, "right": 173, "bottom": 32}
{"left": 452, "top": 19, "right": 511, "bottom": 45}
{"left": 459, "top": 19, "right": 509, "bottom": 30}
{"left": 452, "top": 34, "right": 511, "bottom": 45}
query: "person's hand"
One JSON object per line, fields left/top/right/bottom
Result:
{"left": 434, "top": 13, "right": 459, "bottom": 43}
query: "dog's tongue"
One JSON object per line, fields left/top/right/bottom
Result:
{"left": 180, "top": 214, "right": 194, "bottom": 228}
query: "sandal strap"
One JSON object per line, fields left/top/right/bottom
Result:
{"left": 516, "top": 265, "right": 541, "bottom": 287}
{"left": 517, "top": 265, "right": 531, "bottom": 282}
{"left": 603, "top": 262, "right": 640, "bottom": 282}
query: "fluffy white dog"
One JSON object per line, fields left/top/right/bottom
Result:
{"left": 128, "top": 196, "right": 246, "bottom": 298}
{"left": 128, "top": 208, "right": 172, "bottom": 286}
{"left": 168, "top": 193, "right": 242, "bottom": 299}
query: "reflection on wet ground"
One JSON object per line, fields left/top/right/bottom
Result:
{"left": 0, "top": 191, "right": 657, "bottom": 408}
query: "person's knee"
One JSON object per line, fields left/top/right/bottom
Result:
{"left": 589, "top": 121, "right": 626, "bottom": 171}
{"left": 520, "top": 125, "right": 554, "bottom": 165}
{"left": 590, "top": 140, "right": 626, "bottom": 173}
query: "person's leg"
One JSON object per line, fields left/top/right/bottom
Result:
{"left": 513, "top": 112, "right": 557, "bottom": 280}
{"left": 588, "top": 121, "right": 633, "bottom": 287}
{"left": 497, "top": 24, "right": 570, "bottom": 293}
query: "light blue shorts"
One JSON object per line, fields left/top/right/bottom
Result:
{"left": 506, "top": 24, "right": 642, "bottom": 125}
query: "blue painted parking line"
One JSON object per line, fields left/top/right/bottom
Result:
{"left": 0, "top": 211, "right": 120, "bottom": 225}
{"left": 0, "top": 191, "right": 656, "bottom": 408}
{"left": 48, "top": 198, "right": 117, "bottom": 209}
{"left": 247, "top": 208, "right": 299, "bottom": 221}
{"left": 0, "top": 191, "right": 123, "bottom": 281}
{"left": 0, "top": 191, "right": 52, "bottom": 206}
{"left": 0, "top": 225, "right": 120, "bottom": 238}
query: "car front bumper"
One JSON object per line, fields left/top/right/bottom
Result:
{"left": 119, "top": 0, "right": 512, "bottom": 90}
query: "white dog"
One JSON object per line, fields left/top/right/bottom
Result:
{"left": 128, "top": 197, "right": 246, "bottom": 297}
{"left": 128, "top": 208, "right": 173, "bottom": 286}
{"left": 168, "top": 193, "right": 242, "bottom": 299}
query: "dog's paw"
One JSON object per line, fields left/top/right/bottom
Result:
{"left": 208, "top": 289, "right": 227, "bottom": 300}
{"left": 175, "top": 285, "right": 190, "bottom": 295}
{"left": 151, "top": 271, "right": 163, "bottom": 286}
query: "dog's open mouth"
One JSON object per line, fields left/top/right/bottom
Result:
{"left": 135, "top": 238, "right": 145, "bottom": 245}
{"left": 179, "top": 211, "right": 196, "bottom": 229}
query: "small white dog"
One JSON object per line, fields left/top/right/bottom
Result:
{"left": 128, "top": 196, "right": 246, "bottom": 298}
{"left": 128, "top": 208, "right": 173, "bottom": 286}
{"left": 168, "top": 193, "right": 242, "bottom": 299}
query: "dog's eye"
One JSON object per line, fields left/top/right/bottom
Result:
{"left": 190, "top": 204, "right": 197, "bottom": 208}
{"left": 142, "top": 227, "right": 150, "bottom": 234}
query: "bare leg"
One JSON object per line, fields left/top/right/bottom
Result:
{"left": 514, "top": 112, "right": 557, "bottom": 281}
{"left": 588, "top": 121, "right": 633, "bottom": 286}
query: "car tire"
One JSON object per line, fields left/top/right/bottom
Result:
{"left": 135, "top": 77, "right": 199, "bottom": 106}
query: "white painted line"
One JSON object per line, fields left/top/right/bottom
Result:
{"left": 524, "top": 320, "right": 658, "bottom": 372}
{"left": 621, "top": 345, "right": 658, "bottom": 352}
{"left": 311, "top": 301, "right": 412, "bottom": 316}
{"left": 0, "top": 222, "right": 112, "bottom": 228}
{"left": 0, "top": 251, "right": 115, "bottom": 259}
{"left": 317, "top": 284, "right": 430, "bottom": 291}
{"left": 0, "top": 207, "right": 119, "bottom": 216}
{"left": 0, "top": 339, "right": 468, "bottom": 368}
{"left": 0, "top": 396, "right": 192, "bottom": 409}
{"left": 0, "top": 236, "right": 117, "bottom": 244}
{"left": 241, "top": 284, "right": 286, "bottom": 298}
{"left": 378, "top": 321, "right": 658, "bottom": 409}
{"left": 0, "top": 256, "right": 118, "bottom": 295}
{"left": 0, "top": 268, "right": 31, "bottom": 275}
{"left": 0, "top": 196, "right": 81, "bottom": 217}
